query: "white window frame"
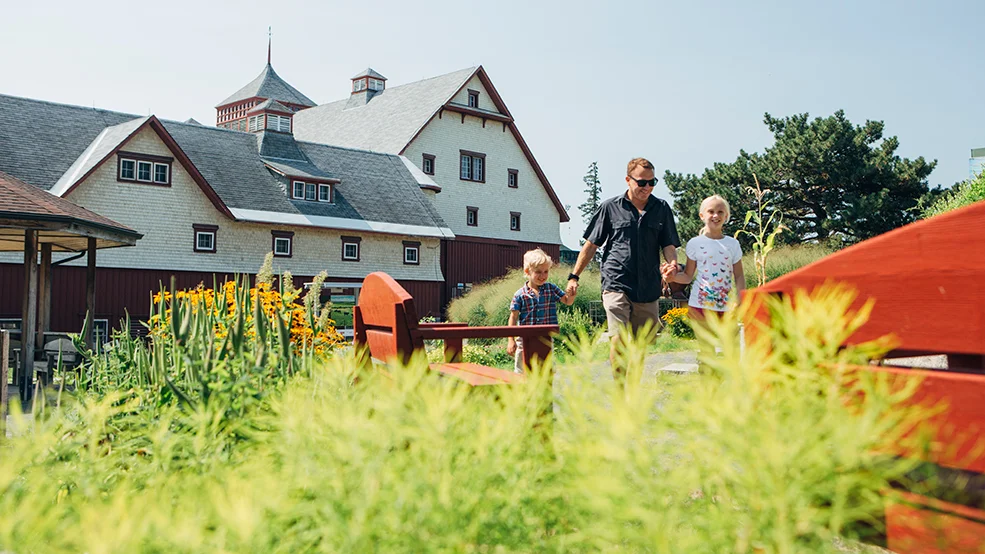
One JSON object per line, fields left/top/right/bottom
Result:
{"left": 510, "top": 213, "right": 521, "bottom": 231}
{"left": 404, "top": 245, "right": 419, "bottom": 264}
{"left": 292, "top": 181, "right": 305, "bottom": 199}
{"left": 353, "top": 79, "right": 367, "bottom": 92}
{"left": 305, "top": 183, "right": 317, "bottom": 201}
{"left": 153, "top": 163, "right": 169, "bottom": 184}
{"left": 136, "top": 161, "right": 153, "bottom": 182}
{"left": 342, "top": 242, "right": 359, "bottom": 261}
{"left": 422, "top": 156, "right": 433, "bottom": 175}
{"left": 460, "top": 155, "right": 471, "bottom": 180}
{"left": 119, "top": 159, "right": 136, "bottom": 180}
{"left": 467, "top": 207, "right": 478, "bottom": 226}
{"left": 473, "top": 157, "right": 483, "bottom": 182}
{"left": 273, "top": 236, "right": 292, "bottom": 257}
{"left": 318, "top": 184, "right": 332, "bottom": 202}
{"left": 195, "top": 231, "right": 215, "bottom": 252}
{"left": 468, "top": 90, "right": 479, "bottom": 108}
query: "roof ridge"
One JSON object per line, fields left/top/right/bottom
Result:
{"left": 312, "top": 66, "right": 478, "bottom": 108}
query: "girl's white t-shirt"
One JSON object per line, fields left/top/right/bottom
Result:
{"left": 685, "top": 234, "right": 743, "bottom": 312}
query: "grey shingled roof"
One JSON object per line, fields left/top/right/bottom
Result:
{"left": 257, "top": 130, "right": 306, "bottom": 160}
{"left": 295, "top": 141, "right": 447, "bottom": 228}
{"left": 249, "top": 99, "right": 293, "bottom": 114}
{"left": 262, "top": 158, "right": 336, "bottom": 182}
{"left": 217, "top": 63, "right": 316, "bottom": 108}
{"left": 352, "top": 68, "right": 386, "bottom": 80}
{"left": 0, "top": 94, "right": 135, "bottom": 190}
{"left": 0, "top": 93, "right": 447, "bottom": 233}
{"left": 293, "top": 66, "right": 477, "bottom": 153}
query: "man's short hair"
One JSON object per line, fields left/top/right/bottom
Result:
{"left": 523, "top": 248, "right": 553, "bottom": 273}
{"left": 627, "top": 157, "right": 654, "bottom": 176}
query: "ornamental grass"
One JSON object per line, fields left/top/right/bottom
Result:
{"left": 0, "top": 282, "right": 932, "bottom": 553}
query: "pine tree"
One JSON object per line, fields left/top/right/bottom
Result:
{"left": 577, "top": 162, "right": 603, "bottom": 264}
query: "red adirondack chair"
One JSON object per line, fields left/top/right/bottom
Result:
{"left": 353, "top": 272, "right": 558, "bottom": 386}
{"left": 745, "top": 200, "right": 985, "bottom": 553}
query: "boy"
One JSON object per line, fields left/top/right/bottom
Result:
{"left": 507, "top": 249, "right": 575, "bottom": 374}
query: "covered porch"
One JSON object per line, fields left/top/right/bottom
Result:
{"left": 0, "top": 170, "right": 141, "bottom": 408}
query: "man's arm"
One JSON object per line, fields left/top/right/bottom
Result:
{"left": 660, "top": 244, "right": 678, "bottom": 279}
{"left": 567, "top": 241, "right": 598, "bottom": 297}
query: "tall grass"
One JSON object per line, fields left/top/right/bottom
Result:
{"left": 741, "top": 244, "right": 832, "bottom": 290}
{"left": 0, "top": 283, "right": 930, "bottom": 553}
{"left": 447, "top": 264, "right": 601, "bottom": 327}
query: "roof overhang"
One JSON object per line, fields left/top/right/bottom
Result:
{"left": 229, "top": 207, "right": 455, "bottom": 239}
{"left": 0, "top": 213, "right": 141, "bottom": 252}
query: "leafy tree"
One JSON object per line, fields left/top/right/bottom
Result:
{"left": 665, "top": 111, "right": 939, "bottom": 247}
{"left": 578, "top": 161, "right": 603, "bottom": 263}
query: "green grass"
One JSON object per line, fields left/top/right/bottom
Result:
{"left": 0, "top": 283, "right": 932, "bottom": 553}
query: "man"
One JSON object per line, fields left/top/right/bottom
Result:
{"left": 567, "top": 157, "right": 680, "bottom": 382}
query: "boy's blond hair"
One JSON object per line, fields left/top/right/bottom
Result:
{"left": 522, "top": 248, "right": 553, "bottom": 273}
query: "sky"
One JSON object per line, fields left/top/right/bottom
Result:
{"left": 2, "top": 0, "right": 983, "bottom": 248}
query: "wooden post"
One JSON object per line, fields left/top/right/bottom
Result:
{"left": 37, "top": 243, "right": 52, "bottom": 349}
{"left": 20, "top": 230, "right": 38, "bottom": 403}
{"left": 85, "top": 238, "right": 96, "bottom": 350}
{"left": 1, "top": 329, "right": 9, "bottom": 431}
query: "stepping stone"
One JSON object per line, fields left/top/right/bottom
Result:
{"left": 657, "top": 362, "right": 698, "bottom": 374}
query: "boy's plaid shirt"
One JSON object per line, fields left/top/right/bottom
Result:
{"left": 510, "top": 282, "right": 565, "bottom": 325}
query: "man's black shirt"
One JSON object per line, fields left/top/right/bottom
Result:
{"left": 583, "top": 194, "right": 680, "bottom": 303}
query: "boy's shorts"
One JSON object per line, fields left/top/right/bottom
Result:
{"left": 601, "top": 290, "right": 662, "bottom": 340}
{"left": 513, "top": 336, "right": 555, "bottom": 374}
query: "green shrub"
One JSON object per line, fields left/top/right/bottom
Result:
{"left": 0, "top": 283, "right": 932, "bottom": 553}
{"left": 660, "top": 306, "right": 694, "bottom": 339}
{"left": 921, "top": 172, "right": 985, "bottom": 219}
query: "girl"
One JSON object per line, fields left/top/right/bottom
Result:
{"left": 667, "top": 195, "right": 745, "bottom": 325}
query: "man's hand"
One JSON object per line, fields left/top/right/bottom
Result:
{"left": 566, "top": 279, "right": 579, "bottom": 298}
{"left": 660, "top": 262, "right": 678, "bottom": 282}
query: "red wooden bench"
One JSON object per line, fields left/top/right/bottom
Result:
{"left": 353, "top": 272, "right": 558, "bottom": 386}
{"left": 744, "top": 200, "right": 985, "bottom": 553}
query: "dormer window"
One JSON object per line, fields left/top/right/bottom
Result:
{"left": 249, "top": 115, "right": 263, "bottom": 132}
{"left": 368, "top": 78, "right": 385, "bottom": 91}
{"left": 353, "top": 79, "right": 367, "bottom": 93}
{"left": 467, "top": 90, "right": 479, "bottom": 108}
{"left": 268, "top": 114, "right": 291, "bottom": 133}
{"left": 291, "top": 180, "right": 334, "bottom": 203}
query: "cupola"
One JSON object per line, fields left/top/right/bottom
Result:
{"left": 346, "top": 68, "right": 387, "bottom": 109}
{"left": 247, "top": 99, "right": 294, "bottom": 134}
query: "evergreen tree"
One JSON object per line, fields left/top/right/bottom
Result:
{"left": 577, "top": 162, "right": 603, "bottom": 263}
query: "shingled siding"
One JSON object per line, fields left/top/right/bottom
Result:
{"left": 0, "top": 263, "right": 442, "bottom": 335}
{"left": 403, "top": 82, "right": 563, "bottom": 244}
{"left": 61, "top": 126, "right": 443, "bottom": 281}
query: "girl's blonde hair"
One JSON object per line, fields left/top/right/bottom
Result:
{"left": 698, "top": 195, "right": 731, "bottom": 236}
{"left": 523, "top": 248, "right": 553, "bottom": 273}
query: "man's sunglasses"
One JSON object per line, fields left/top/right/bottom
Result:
{"left": 629, "top": 176, "right": 658, "bottom": 188}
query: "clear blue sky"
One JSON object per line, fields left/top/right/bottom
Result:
{"left": 3, "top": 0, "right": 982, "bottom": 248}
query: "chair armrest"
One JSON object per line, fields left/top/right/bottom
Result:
{"left": 417, "top": 325, "right": 558, "bottom": 341}
{"left": 419, "top": 322, "right": 472, "bottom": 329}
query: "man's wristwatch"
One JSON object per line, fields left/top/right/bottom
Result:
{"left": 567, "top": 273, "right": 580, "bottom": 282}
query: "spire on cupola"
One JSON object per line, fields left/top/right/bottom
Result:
{"left": 215, "top": 30, "right": 316, "bottom": 130}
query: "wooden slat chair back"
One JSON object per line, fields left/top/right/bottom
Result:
{"left": 744, "top": 200, "right": 985, "bottom": 553}
{"left": 354, "top": 272, "right": 558, "bottom": 387}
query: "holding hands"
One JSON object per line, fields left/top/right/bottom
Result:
{"left": 660, "top": 262, "right": 678, "bottom": 283}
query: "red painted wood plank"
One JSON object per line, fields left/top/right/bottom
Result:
{"left": 428, "top": 363, "right": 507, "bottom": 386}
{"left": 887, "top": 492, "right": 985, "bottom": 553}
{"left": 441, "top": 362, "right": 525, "bottom": 384}
{"left": 756, "top": 201, "right": 985, "bottom": 356}
{"left": 844, "top": 365, "right": 985, "bottom": 474}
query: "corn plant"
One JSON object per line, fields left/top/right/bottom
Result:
{"left": 736, "top": 173, "right": 787, "bottom": 287}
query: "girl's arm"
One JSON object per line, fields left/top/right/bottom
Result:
{"left": 733, "top": 261, "right": 746, "bottom": 295}
{"left": 670, "top": 258, "right": 697, "bottom": 284}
